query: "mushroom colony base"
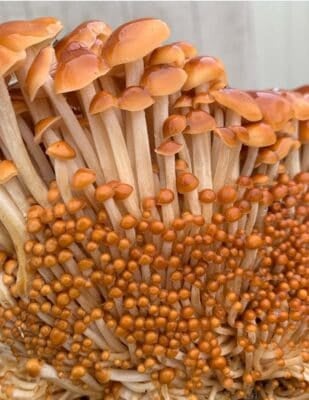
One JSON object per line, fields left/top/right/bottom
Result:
{"left": 0, "top": 16, "right": 308, "bottom": 400}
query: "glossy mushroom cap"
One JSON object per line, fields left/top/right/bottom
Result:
{"left": 236, "top": 122, "right": 276, "bottom": 147}
{"left": 0, "top": 160, "right": 18, "bottom": 183}
{"left": 71, "top": 168, "right": 96, "bottom": 190}
{"left": 163, "top": 114, "right": 187, "bottom": 138}
{"left": 184, "top": 110, "right": 216, "bottom": 134}
{"left": 149, "top": 43, "right": 186, "bottom": 67}
{"left": 102, "top": 18, "right": 170, "bottom": 67}
{"left": 46, "top": 141, "right": 76, "bottom": 160}
{"left": 141, "top": 65, "right": 187, "bottom": 96}
{"left": 211, "top": 88, "right": 262, "bottom": 121}
{"left": 155, "top": 140, "right": 183, "bottom": 156}
{"left": 118, "top": 86, "right": 154, "bottom": 111}
{"left": 299, "top": 120, "right": 309, "bottom": 143}
{"left": 54, "top": 42, "right": 110, "bottom": 93}
{"left": 0, "top": 17, "right": 62, "bottom": 52}
{"left": 34, "top": 116, "right": 62, "bottom": 144}
{"left": 0, "top": 45, "right": 25, "bottom": 76}
{"left": 89, "top": 90, "right": 118, "bottom": 114}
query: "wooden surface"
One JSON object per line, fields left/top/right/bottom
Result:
{"left": 0, "top": 1, "right": 308, "bottom": 90}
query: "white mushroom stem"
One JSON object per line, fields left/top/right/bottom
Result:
{"left": 43, "top": 77, "right": 105, "bottom": 183}
{"left": 225, "top": 109, "right": 242, "bottom": 184}
{"left": 241, "top": 147, "right": 259, "bottom": 177}
{"left": 0, "top": 223, "right": 14, "bottom": 253}
{"left": 284, "top": 120, "right": 301, "bottom": 176}
{"left": 267, "top": 162, "right": 280, "bottom": 182}
{"left": 79, "top": 84, "right": 118, "bottom": 181}
{"left": 0, "top": 77, "right": 48, "bottom": 206}
{"left": 301, "top": 143, "right": 309, "bottom": 171}
{"left": 212, "top": 107, "right": 224, "bottom": 170}
{"left": 125, "top": 60, "right": 155, "bottom": 199}
{"left": 0, "top": 187, "right": 28, "bottom": 294}
{"left": 3, "top": 178, "right": 29, "bottom": 217}
{"left": 54, "top": 160, "right": 73, "bottom": 203}
{"left": 17, "top": 116, "right": 54, "bottom": 183}
{"left": 213, "top": 142, "right": 232, "bottom": 192}
{"left": 109, "top": 369, "right": 150, "bottom": 383}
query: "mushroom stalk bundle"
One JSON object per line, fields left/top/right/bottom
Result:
{"left": 0, "top": 16, "right": 308, "bottom": 400}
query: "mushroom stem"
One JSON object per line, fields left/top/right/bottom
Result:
{"left": 0, "top": 223, "right": 14, "bottom": 253}
{"left": 125, "top": 60, "right": 155, "bottom": 200}
{"left": 0, "top": 77, "right": 48, "bottom": 206}
{"left": 241, "top": 147, "right": 259, "bottom": 177}
{"left": 225, "top": 109, "right": 242, "bottom": 184}
{"left": 301, "top": 144, "right": 309, "bottom": 171}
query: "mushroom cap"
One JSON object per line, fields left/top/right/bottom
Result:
{"left": 46, "top": 141, "right": 76, "bottom": 160}
{"left": 299, "top": 120, "right": 309, "bottom": 143}
{"left": 211, "top": 88, "right": 262, "bottom": 121}
{"left": 171, "top": 41, "right": 197, "bottom": 59}
{"left": 156, "top": 188, "right": 175, "bottom": 205}
{"left": 102, "top": 18, "right": 170, "bottom": 67}
{"left": 199, "top": 189, "right": 216, "bottom": 204}
{"left": 55, "top": 20, "right": 112, "bottom": 58}
{"left": 271, "top": 137, "right": 301, "bottom": 160}
{"left": 184, "top": 110, "right": 216, "bottom": 134}
{"left": 25, "top": 46, "right": 55, "bottom": 101}
{"left": 254, "top": 91, "right": 294, "bottom": 131}
{"left": 235, "top": 122, "right": 276, "bottom": 148}
{"left": 177, "top": 172, "right": 199, "bottom": 193}
{"left": 118, "top": 86, "right": 154, "bottom": 111}
{"left": 54, "top": 42, "right": 110, "bottom": 93}
{"left": 95, "top": 184, "right": 114, "bottom": 202}
{"left": 141, "top": 65, "right": 187, "bottom": 96}
{"left": 213, "top": 127, "right": 238, "bottom": 148}
{"left": 256, "top": 149, "right": 279, "bottom": 165}
{"left": 34, "top": 116, "right": 62, "bottom": 144}
{"left": 71, "top": 168, "right": 96, "bottom": 190}
{"left": 0, "top": 160, "right": 18, "bottom": 184}
{"left": 0, "top": 45, "right": 25, "bottom": 76}
{"left": 182, "top": 56, "right": 226, "bottom": 91}
{"left": 89, "top": 90, "right": 117, "bottom": 114}
{"left": 113, "top": 183, "right": 133, "bottom": 200}
{"left": 155, "top": 140, "right": 183, "bottom": 156}
{"left": 163, "top": 114, "right": 187, "bottom": 138}
{"left": 173, "top": 94, "right": 192, "bottom": 109}
{"left": 192, "top": 92, "right": 215, "bottom": 108}
{"left": 0, "top": 17, "right": 62, "bottom": 52}
{"left": 282, "top": 91, "right": 309, "bottom": 120}
{"left": 149, "top": 44, "right": 185, "bottom": 67}
{"left": 12, "top": 99, "right": 28, "bottom": 115}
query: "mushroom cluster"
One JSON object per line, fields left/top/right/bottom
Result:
{"left": 0, "top": 16, "right": 308, "bottom": 400}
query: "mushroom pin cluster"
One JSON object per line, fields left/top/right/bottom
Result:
{"left": 0, "top": 16, "right": 308, "bottom": 400}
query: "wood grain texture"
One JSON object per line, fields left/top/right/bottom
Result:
{"left": 0, "top": 1, "right": 308, "bottom": 90}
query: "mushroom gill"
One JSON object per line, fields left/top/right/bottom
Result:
{"left": 0, "top": 16, "right": 308, "bottom": 400}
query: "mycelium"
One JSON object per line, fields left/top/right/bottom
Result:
{"left": 0, "top": 16, "right": 308, "bottom": 400}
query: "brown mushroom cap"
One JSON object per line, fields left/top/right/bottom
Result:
{"left": 0, "top": 17, "right": 62, "bottom": 52}
{"left": 54, "top": 42, "right": 110, "bottom": 93}
{"left": 149, "top": 44, "right": 185, "bottom": 67}
{"left": 171, "top": 41, "right": 197, "bottom": 59}
{"left": 177, "top": 172, "right": 199, "bottom": 193}
{"left": 299, "top": 120, "right": 309, "bottom": 143}
{"left": 25, "top": 46, "right": 55, "bottom": 101}
{"left": 256, "top": 149, "right": 279, "bottom": 165}
{"left": 46, "top": 141, "right": 76, "bottom": 160}
{"left": 0, "top": 160, "right": 18, "bottom": 184}
{"left": 235, "top": 122, "right": 276, "bottom": 148}
{"left": 254, "top": 91, "right": 294, "bottom": 131}
{"left": 213, "top": 127, "right": 238, "bottom": 147}
{"left": 211, "top": 88, "right": 262, "bottom": 121}
{"left": 193, "top": 93, "right": 215, "bottom": 108}
{"left": 55, "top": 20, "right": 112, "bottom": 58}
{"left": 184, "top": 110, "right": 216, "bottom": 134}
{"left": 34, "top": 116, "right": 62, "bottom": 144}
{"left": 89, "top": 90, "right": 118, "bottom": 114}
{"left": 282, "top": 91, "right": 309, "bottom": 120}
{"left": 141, "top": 65, "right": 187, "bottom": 96}
{"left": 155, "top": 140, "right": 183, "bottom": 156}
{"left": 0, "top": 45, "right": 26, "bottom": 76}
{"left": 182, "top": 56, "right": 226, "bottom": 91}
{"left": 71, "top": 168, "right": 96, "bottom": 190}
{"left": 163, "top": 114, "right": 187, "bottom": 138}
{"left": 156, "top": 188, "right": 175, "bottom": 205}
{"left": 173, "top": 94, "right": 192, "bottom": 109}
{"left": 118, "top": 86, "right": 154, "bottom": 111}
{"left": 270, "top": 137, "right": 301, "bottom": 160}
{"left": 101, "top": 18, "right": 170, "bottom": 67}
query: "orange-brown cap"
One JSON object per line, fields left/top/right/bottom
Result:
{"left": 155, "top": 140, "right": 183, "bottom": 156}
{"left": 163, "top": 114, "right": 187, "bottom": 138}
{"left": 256, "top": 149, "right": 279, "bottom": 165}
{"left": 282, "top": 91, "right": 309, "bottom": 120}
{"left": 213, "top": 127, "right": 238, "bottom": 147}
{"left": 192, "top": 92, "right": 215, "bottom": 108}
{"left": 199, "top": 189, "right": 216, "bottom": 204}
{"left": 141, "top": 65, "right": 187, "bottom": 96}
{"left": 235, "top": 122, "right": 276, "bottom": 147}
{"left": 171, "top": 41, "right": 197, "bottom": 59}
{"left": 118, "top": 86, "right": 154, "bottom": 111}
{"left": 95, "top": 184, "right": 114, "bottom": 202}
{"left": 25, "top": 46, "right": 55, "bottom": 101}
{"left": 114, "top": 183, "right": 133, "bottom": 200}
{"left": 102, "top": 18, "right": 170, "bottom": 67}
{"left": 46, "top": 141, "right": 76, "bottom": 160}
{"left": 54, "top": 42, "right": 110, "bottom": 93}
{"left": 254, "top": 91, "right": 294, "bottom": 131}
{"left": 299, "top": 120, "right": 309, "bottom": 143}
{"left": 184, "top": 110, "right": 216, "bottom": 134}
{"left": 211, "top": 88, "right": 262, "bottom": 121}
{"left": 271, "top": 137, "right": 301, "bottom": 160}
{"left": 0, "top": 45, "right": 25, "bottom": 76}
{"left": 0, "top": 160, "right": 18, "bottom": 184}
{"left": 156, "top": 188, "right": 175, "bottom": 205}
{"left": 182, "top": 56, "right": 226, "bottom": 91}
{"left": 55, "top": 20, "right": 112, "bottom": 58}
{"left": 177, "top": 172, "right": 199, "bottom": 193}
{"left": 0, "top": 17, "right": 62, "bottom": 52}
{"left": 34, "top": 116, "right": 62, "bottom": 144}
{"left": 89, "top": 90, "right": 118, "bottom": 114}
{"left": 173, "top": 94, "right": 192, "bottom": 109}
{"left": 149, "top": 44, "right": 185, "bottom": 67}
{"left": 71, "top": 168, "right": 96, "bottom": 190}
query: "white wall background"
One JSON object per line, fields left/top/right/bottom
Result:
{"left": 0, "top": 1, "right": 308, "bottom": 90}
